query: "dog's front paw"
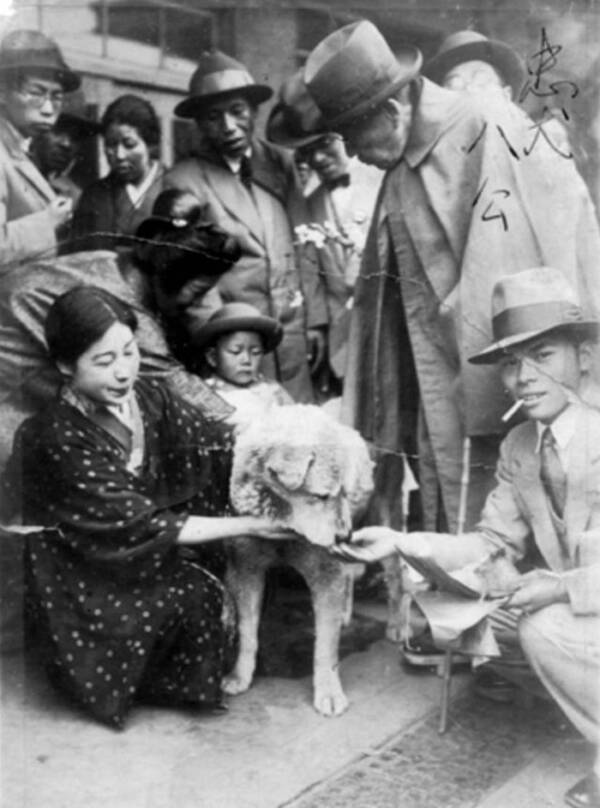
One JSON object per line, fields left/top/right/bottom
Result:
{"left": 313, "top": 669, "right": 348, "bottom": 717}
{"left": 222, "top": 670, "right": 253, "bottom": 695}
{"left": 385, "top": 617, "right": 404, "bottom": 643}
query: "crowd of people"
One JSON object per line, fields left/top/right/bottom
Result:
{"left": 0, "top": 18, "right": 598, "bottom": 808}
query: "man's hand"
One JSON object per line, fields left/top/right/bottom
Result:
{"left": 307, "top": 327, "right": 327, "bottom": 372}
{"left": 506, "top": 569, "right": 569, "bottom": 613}
{"left": 330, "top": 527, "right": 432, "bottom": 564}
{"left": 49, "top": 196, "right": 73, "bottom": 229}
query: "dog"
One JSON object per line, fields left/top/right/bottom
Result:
{"left": 224, "top": 404, "right": 373, "bottom": 716}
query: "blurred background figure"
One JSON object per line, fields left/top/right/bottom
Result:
{"left": 31, "top": 95, "right": 100, "bottom": 206}
{"left": 267, "top": 71, "right": 381, "bottom": 402}
{"left": 0, "top": 29, "right": 78, "bottom": 267}
{"left": 293, "top": 149, "right": 316, "bottom": 194}
{"left": 70, "top": 93, "right": 165, "bottom": 252}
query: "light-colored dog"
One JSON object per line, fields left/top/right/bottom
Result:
{"left": 224, "top": 404, "right": 373, "bottom": 716}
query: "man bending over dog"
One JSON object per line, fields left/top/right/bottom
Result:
{"left": 334, "top": 267, "right": 600, "bottom": 808}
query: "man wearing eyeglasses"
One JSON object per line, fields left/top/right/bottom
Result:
{"left": 0, "top": 29, "right": 79, "bottom": 269}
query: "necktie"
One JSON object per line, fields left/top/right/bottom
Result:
{"left": 539, "top": 426, "right": 567, "bottom": 518}
{"left": 239, "top": 155, "right": 253, "bottom": 189}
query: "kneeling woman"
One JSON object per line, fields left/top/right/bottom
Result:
{"left": 4, "top": 285, "right": 284, "bottom": 728}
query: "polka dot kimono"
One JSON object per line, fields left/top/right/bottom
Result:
{"left": 6, "top": 378, "right": 234, "bottom": 728}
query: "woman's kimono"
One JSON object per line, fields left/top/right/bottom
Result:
{"left": 4, "top": 377, "right": 233, "bottom": 728}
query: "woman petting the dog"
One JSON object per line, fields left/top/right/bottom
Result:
{"left": 3, "top": 285, "right": 290, "bottom": 729}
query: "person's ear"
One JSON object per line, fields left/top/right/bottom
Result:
{"left": 56, "top": 360, "right": 74, "bottom": 378}
{"left": 205, "top": 347, "right": 217, "bottom": 369}
{"left": 577, "top": 340, "right": 595, "bottom": 375}
{"left": 385, "top": 94, "right": 412, "bottom": 128}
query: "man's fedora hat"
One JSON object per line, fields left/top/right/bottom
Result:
{"left": 0, "top": 29, "right": 80, "bottom": 92}
{"left": 193, "top": 302, "right": 283, "bottom": 352}
{"left": 304, "top": 20, "right": 422, "bottom": 129}
{"left": 266, "top": 70, "right": 329, "bottom": 149}
{"left": 469, "top": 267, "right": 598, "bottom": 365}
{"left": 425, "top": 30, "right": 525, "bottom": 98}
{"left": 175, "top": 50, "right": 272, "bottom": 119}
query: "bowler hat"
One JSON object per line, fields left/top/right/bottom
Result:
{"left": 193, "top": 302, "right": 283, "bottom": 352}
{"left": 469, "top": 267, "right": 598, "bottom": 365}
{"left": 175, "top": 50, "right": 272, "bottom": 119}
{"left": 0, "top": 29, "right": 80, "bottom": 92}
{"left": 266, "top": 70, "right": 329, "bottom": 149}
{"left": 425, "top": 30, "right": 525, "bottom": 98}
{"left": 304, "top": 20, "right": 422, "bottom": 129}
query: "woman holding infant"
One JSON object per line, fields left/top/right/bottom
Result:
{"left": 3, "top": 285, "right": 286, "bottom": 728}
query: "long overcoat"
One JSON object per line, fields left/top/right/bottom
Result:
{"left": 164, "top": 139, "right": 318, "bottom": 402}
{"left": 342, "top": 79, "right": 600, "bottom": 530}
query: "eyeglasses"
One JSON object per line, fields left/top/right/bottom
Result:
{"left": 17, "top": 84, "right": 65, "bottom": 109}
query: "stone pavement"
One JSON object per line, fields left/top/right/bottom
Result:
{"left": 1, "top": 598, "right": 592, "bottom": 808}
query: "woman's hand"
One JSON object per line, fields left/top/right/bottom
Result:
{"left": 506, "top": 569, "right": 569, "bottom": 613}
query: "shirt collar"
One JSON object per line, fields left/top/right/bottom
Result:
{"left": 223, "top": 147, "right": 252, "bottom": 175}
{"left": 534, "top": 403, "right": 578, "bottom": 453}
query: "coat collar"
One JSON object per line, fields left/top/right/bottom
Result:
{"left": 403, "top": 78, "right": 474, "bottom": 169}
{"left": 0, "top": 117, "right": 56, "bottom": 202}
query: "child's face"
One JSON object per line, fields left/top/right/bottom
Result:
{"left": 499, "top": 333, "right": 588, "bottom": 424}
{"left": 212, "top": 330, "right": 265, "bottom": 387}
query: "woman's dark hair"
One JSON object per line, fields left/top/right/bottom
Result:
{"left": 45, "top": 285, "right": 138, "bottom": 364}
{"left": 101, "top": 93, "right": 161, "bottom": 154}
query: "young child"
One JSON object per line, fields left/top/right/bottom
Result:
{"left": 194, "top": 302, "right": 293, "bottom": 431}
{"left": 335, "top": 267, "right": 600, "bottom": 808}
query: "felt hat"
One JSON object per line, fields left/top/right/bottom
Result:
{"left": 193, "top": 302, "right": 283, "bottom": 352}
{"left": 469, "top": 267, "right": 598, "bottom": 365}
{"left": 54, "top": 92, "right": 100, "bottom": 137}
{"left": 175, "top": 50, "right": 272, "bottom": 119}
{"left": 304, "top": 20, "right": 422, "bottom": 129}
{"left": 266, "top": 69, "right": 329, "bottom": 149}
{"left": 424, "top": 30, "right": 525, "bottom": 98}
{"left": 0, "top": 29, "right": 80, "bottom": 92}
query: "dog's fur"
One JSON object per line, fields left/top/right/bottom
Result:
{"left": 224, "top": 404, "right": 373, "bottom": 716}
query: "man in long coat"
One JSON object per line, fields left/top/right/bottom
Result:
{"left": 304, "top": 21, "right": 600, "bottom": 532}
{"left": 165, "top": 51, "right": 322, "bottom": 403}
{"left": 0, "top": 30, "right": 76, "bottom": 269}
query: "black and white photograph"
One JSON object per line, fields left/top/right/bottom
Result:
{"left": 0, "top": 1, "right": 599, "bottom": 806}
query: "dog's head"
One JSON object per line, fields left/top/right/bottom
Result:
{"left": 230, "top": 405, "right": 374, "bottom": 547}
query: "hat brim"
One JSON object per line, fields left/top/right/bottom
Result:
{"left": 0, "top": 63, "right": 80, "bottom": 92}
{"left": 321, "top": 46, "right": 423, "bottom": 130}
{"left": 468, "top": 321, "right": 599, "bottom": 365}
{"left": 56, "top": 112, "right": 101, "bottom": 137}
{"left": 424, "top": 39, "right": 525, "bottom": 97}
{"left": 193, "top": 315, "right": 283, "bottom": 352}
{"left": 175, "top": 85, "right": 273, "bottom": 119}
{"left": 266, "top": 104, "right": 329, "bottom": 149}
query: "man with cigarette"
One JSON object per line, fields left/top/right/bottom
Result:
{"left": 303, "top": 21, "right": 600, "bottom": 535}
{"left": 335, "top": 267, "right": 600, "bottom": 808}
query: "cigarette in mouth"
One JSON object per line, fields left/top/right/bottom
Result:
{"left": 501, "top": 398, "right": 524, "bottom": 423}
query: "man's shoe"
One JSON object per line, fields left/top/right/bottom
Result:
{"left": 473, "top": 668, "right": 516, "bottom": 703}
{"left": 564, "top": 773, "right": 600, "bottom": 808}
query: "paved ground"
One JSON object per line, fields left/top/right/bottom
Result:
{"left": 1, "top": 595, "right": 593, "bottom": 808}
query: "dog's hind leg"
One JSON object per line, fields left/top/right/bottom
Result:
{"left": 222, "top": 543, "right": 268, "bottom": 696}
{"left": 292, "top": 551, "right": 349, "bottom": 717}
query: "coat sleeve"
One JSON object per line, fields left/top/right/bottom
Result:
{"left": 0, "top": 163, "right": 57, "bottom": 270}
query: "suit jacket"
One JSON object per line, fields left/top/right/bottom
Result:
{"left": 70, "top": 164, "right": 166, "bottom": 252}
{"left": 164, "top": 139, "right": 313, "bottom": 402}
{"left": 0, "top": 117, "right": 58, "bottom": 270}
{"left": 477, "top": 406, "right": 600, "bottom": 616}
{"left": 306, "top": 160, "right": 382, "bottom": 377}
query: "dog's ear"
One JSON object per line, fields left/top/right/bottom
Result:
{"left": 265, "top": 444, "right": 315, "bottom": 492}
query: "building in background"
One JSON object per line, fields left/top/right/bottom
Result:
{"left": 1, "top": 1, "right": 598, "bottom": 204}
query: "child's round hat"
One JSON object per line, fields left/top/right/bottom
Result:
{"left": 193, "top": 302, "right": 283, "bottom": 352}
{"left": 469, "top": 266, "right": 598, "bottom": 365}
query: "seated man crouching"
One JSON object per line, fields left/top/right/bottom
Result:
{"left": 334, "top": 266, "right": 600, "bottom": 808}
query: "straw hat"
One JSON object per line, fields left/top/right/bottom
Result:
{"left": 304, "top": 20, "right": 422, "bottom": 129}
{"left": 424, "top": 30, "right": 525, "bottom": 97}
{"left": 0, "top": 29, "right": 79, "bottom": 92}
{"left": 175, "top": 50, "right": 272, "bottom": 119}
{"left": 193, "top": 303, "right": 283, "bottom": 351}
{"left": 469, "top": 267, "right": 598, "bottom": 365}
